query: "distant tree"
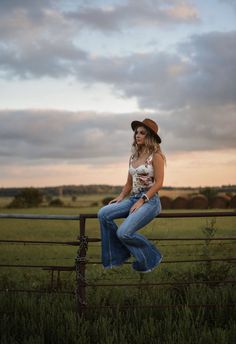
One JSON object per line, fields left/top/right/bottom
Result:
{"left": 49, "top": 198, "right": 64, "bottom": 207}
{"left": 45, "top": 195, "right": 53, "bottom": 203}
{"left": 71, "top": 195, "right": 77, "bottom": 202}
{"left": 8, "top": 188, "right": 43, "bottom": 208}
{"left": 200, "top": 187, "right": 218, "bottom": 201}
{"left": 91, "top": 201, "right": 99, "bottom": 207}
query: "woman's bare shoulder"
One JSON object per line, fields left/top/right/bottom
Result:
{"left": 153, "top": 151, "right": 164, "bottom": 159}
{"left": 152, "top": 152, "right": 165, "bottom": 166}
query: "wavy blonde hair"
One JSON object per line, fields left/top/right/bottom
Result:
{"left": 131, "top": 126, "right": 166, "bottom": 165}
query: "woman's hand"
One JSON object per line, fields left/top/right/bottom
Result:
{"left": 129, "top": 198, "right": 144, "bottom": 213}
{"left": 109, "top": 195, "right": 124, "bottom": 204}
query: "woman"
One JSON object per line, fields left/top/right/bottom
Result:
{"left": 98, "top": 118, "right": 165, "bottom": 273}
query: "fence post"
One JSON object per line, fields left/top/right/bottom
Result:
{"left": 75, "top": 216, "right": 88, "bottom": 317}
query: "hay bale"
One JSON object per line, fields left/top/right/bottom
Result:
{"left": 188, "top": 194, "right": 208, "bottom": 209}
{"left": 229, "top": 195, "right": 236, "bottom": 208}
{"left": 160, "top": 196, "right": 172, "bottom": 209}
{"left": 209, "top": 195, "right": 231, "bottom": 209}
{"left": 172, "top": 196, "right": 188, "bottom": 209}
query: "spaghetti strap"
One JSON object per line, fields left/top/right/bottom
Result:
{"left": 146, "top": 153, "right": 153, "bottom": 163}
{"left": 129, "top": 154, "right": 134, "bottom": 166}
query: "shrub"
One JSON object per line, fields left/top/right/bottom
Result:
{"left": 91, "top": 201, "right": 99, "bottom": 206}
{"left": 45, "top": 195, "right": 53, "bottom": 203}
{"left": 200, "top": 187, "right": 218, "bottom": 201}
{"left": 49, "top": 198, "right": 64, "bottom": 207}
{"left": 8, "top": 188, "right": 43, "bottom": 208}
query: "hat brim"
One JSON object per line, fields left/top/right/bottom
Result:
{"left": 131, "top": 120, "right": 161, "bottom": 143}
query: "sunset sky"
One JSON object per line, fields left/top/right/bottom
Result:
{"left": 0, "top": 0, "right": 236, "bottom": 188}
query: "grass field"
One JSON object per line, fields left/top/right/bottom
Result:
{"left": 0, "top": 197, "right": 236, "bottom": 343}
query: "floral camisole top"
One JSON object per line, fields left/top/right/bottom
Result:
{"left": 129, "top": 153, "right": 154, "bottom": 194}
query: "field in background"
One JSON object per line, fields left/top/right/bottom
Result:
{"left": 0, "top": 201, "right": 235, "bottom": 286}
{"left": 0, "top": 186, "right": 234, "bottom": 209}
{"left": 0, "top": 201, "right": 235, "bottom": 343}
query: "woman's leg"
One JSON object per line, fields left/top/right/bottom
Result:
{"left": 116, "top": 195, "right": 162, "bottom": 272}
{"left": 97, "top": 198, "right": 135, "bottom": 268}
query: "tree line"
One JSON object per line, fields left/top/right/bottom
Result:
{"left": 1, "top": 184, "right": 236, "bottom": 198}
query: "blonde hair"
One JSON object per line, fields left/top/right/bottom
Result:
{"left": 131, "top": 126, "right": 167, "bottom": 165}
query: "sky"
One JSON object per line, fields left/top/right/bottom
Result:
{"left": 0, "top": 0, "right": 236, "bottom": 188}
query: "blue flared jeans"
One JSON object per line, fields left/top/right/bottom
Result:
{"left": 97, "top": 190, "right": 163, "bottom": 272}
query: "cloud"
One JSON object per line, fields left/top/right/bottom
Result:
{"left": 160, "top": 104, "right": 236, "bottom": 151}
{"left": 0, "top": 107, "right": 235, "bottom": 167}
{"left": 178, "top": 31, "right": 236, "bottom": 106}
{"left": 0, "top": 0, "right": 198, "bottom": 42}
{"left": 0, "top": 0, "right": 88, "bottom": 78}
{"left": 0, "top": 39, "right": 88, "bottom": 78}
{"left": 77, "top": 30, "right": 236, "bottom": 110}
{"left": 0, "top": 0, "right": 198, "bottom": 79}
{"left": 0, "top": 110, "right": 133, "bottom": 163}
{"left": 0, "top": 1, "right": 235, "bottom": 164}
{"left": 1, "top": 8, "right": 235, "bottom": 110}
{"left": 220, "top": 0, "right": 236, "bottom": 11}
{"left": 0, "top": 0, "right": 57, "bottom": 40}
{"left": 66, "top": 0, "right": 198, "bottom": 32}
{"left": 0, "top": 0, "right": 50, "bottom": 15}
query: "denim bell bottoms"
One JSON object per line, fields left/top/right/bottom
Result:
{"left": 97, "top": 189, "right": 163, "bottom": 273}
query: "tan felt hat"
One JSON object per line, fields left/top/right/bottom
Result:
{"left": 131, "top": 118, "right": 161, "bottom": 143}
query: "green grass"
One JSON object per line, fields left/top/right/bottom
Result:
{"left": 1, "top": 286, "right": 236, "bottom": 344}
{"left": 0, "top": 204, "right": 236, "bottom": 343}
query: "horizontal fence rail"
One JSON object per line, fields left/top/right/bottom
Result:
{"left": 1, "top": 258, "right": 236, "bottom": 270}
{"left": 0, "top": 239, "right": 80, "bottom": 245}
{"left": 0, "top": 211, "right": 235, "bottom": 316}
{"left": 0, "top": 211, "right": 235, "bottom": 220}
{"left": 0, "top": 214, "right": 80, "bottom": 220}
{"left": 1, "top": 237, "right": 236, "bottom": 246}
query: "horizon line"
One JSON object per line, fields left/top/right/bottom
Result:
{"left": 1, "top": 184, "right": 236, "bottom": 190}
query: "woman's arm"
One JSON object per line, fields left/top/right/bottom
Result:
{"left": 120, "top": 172, "right": 132, "bottom": 198}
{"left": 109, "top": 172, "right": 133, "bottom": 204}
{"left": 145, "top": 152, "right": 164, "bottom": 200}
